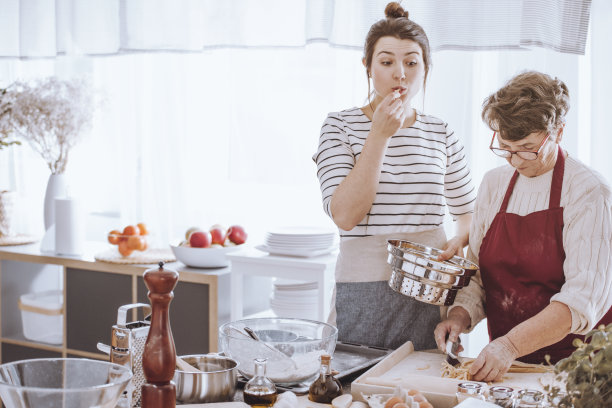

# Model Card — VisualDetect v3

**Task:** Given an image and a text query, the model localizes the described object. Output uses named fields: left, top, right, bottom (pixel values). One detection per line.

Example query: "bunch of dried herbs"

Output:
left=9, top=77, right=95, bottom=174
left=545, top=323, right=612, bottom=407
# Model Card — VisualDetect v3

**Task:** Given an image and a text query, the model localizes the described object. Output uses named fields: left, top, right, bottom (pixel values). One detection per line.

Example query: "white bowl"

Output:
left=170, top=243, right=241, bottom=268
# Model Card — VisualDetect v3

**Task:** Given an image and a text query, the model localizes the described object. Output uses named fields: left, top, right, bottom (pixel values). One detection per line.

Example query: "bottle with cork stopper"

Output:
left=308, top=354, right=342, bottom=403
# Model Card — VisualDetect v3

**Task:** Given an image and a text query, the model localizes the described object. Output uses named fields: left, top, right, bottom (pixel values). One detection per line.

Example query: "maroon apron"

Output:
left=479, top=146, right=611, bottom=364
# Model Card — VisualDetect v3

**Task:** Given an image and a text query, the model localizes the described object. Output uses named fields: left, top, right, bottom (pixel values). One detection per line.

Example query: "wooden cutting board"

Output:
left=179, top=396, right=330, bottom=407
left=179, top=403, right=249, bottom=407
left=352, top=341, right=555, bottom=408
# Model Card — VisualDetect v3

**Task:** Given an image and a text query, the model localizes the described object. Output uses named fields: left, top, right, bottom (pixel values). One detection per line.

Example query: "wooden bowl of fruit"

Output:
left=107, top=223, right=150, bottom=258
left=170, top=225, right=247, bottom=268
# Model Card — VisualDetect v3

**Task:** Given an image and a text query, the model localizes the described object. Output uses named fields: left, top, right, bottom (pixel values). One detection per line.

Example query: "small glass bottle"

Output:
left=456, top=382, right=485, bottom=403
left=308, top=354, right=343, bottom=403
left=243, top=358, right=277, bottom=407
left=486, top=386, right=514, bottom=407
left=514, top=389, right=545, bottom=407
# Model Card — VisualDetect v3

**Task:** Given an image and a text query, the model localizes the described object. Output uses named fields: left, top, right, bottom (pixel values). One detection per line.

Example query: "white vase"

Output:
left=43, top=174, right=67, bottom=230
left=0, top=190, right=17, bottom=236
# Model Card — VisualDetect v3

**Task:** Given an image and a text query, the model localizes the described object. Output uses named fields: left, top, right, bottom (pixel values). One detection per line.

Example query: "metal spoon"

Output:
left=243, top=326, right=298, bottom=369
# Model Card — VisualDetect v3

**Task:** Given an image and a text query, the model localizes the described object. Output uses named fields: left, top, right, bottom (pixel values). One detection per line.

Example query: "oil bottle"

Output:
left=243, top=358, right=277, bottom=407
left=308, top=354, right=342, bottom=403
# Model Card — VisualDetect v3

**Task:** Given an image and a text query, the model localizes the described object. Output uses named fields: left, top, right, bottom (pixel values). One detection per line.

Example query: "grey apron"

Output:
left=329, top=228, right=447, bottom=350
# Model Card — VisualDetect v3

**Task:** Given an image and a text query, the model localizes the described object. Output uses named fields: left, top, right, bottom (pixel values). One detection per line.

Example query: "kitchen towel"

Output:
left=54, top=197, right=84, bottom=255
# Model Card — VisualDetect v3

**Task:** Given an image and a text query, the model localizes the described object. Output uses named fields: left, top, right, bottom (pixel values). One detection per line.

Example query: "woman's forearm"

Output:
left=330, top=132, right=389, bottom=230
left=454, top=213, right=472, bottom=248
left=505, top=301, right=572, bottom=357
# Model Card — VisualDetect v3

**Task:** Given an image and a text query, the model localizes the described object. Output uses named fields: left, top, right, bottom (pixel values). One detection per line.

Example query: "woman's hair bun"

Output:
left=385, top=2, right=409, bottom=19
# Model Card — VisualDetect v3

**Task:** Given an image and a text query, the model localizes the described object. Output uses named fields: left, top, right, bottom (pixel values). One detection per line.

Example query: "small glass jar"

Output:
left=456, top=382, right=485, bottom=403
left=486, top=386, right=514, bottom=407
left=514, top=389, right=545, bottom=407
left=548, top=391, right=572, bottom=408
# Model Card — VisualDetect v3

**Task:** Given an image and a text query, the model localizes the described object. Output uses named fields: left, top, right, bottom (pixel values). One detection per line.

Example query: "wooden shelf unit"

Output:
left=0, top=242, right=232, bottom=364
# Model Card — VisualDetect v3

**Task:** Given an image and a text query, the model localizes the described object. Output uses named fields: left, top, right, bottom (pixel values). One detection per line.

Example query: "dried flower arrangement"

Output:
left=545, top=323, right=612, bottom=407
left=0, top=86, right=21, bottom=150
left=9, top=77, right=94, bottom=174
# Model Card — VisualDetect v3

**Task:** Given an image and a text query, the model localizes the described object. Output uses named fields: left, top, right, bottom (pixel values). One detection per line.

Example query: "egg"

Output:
left=412, top=393, right=427, bottom=402
left=384, top=396, right=403, bottom=408
left=392, top=403, right=409, bottom=408
left=419, top=403, right=434, bottom=408
left=331, top=394, right=353, bottom=408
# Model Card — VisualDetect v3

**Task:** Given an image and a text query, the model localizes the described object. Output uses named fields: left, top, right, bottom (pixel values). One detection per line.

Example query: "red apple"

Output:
left=227, top=225, right=247, bottom=245
left=209, top=227, right=227, bottom=246
left=189, top=231, right=212, bottom=248
left=185, top=226, right=202, bottom=240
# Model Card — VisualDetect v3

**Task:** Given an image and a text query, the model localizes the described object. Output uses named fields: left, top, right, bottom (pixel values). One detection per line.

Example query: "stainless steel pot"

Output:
left=174, top=354, right=238, bottom=404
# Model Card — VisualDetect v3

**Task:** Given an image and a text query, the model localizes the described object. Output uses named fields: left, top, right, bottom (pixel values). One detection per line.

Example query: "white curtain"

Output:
left=0, top=0, right=591, bottom=57
left=1, top=0, right=608, bottom=247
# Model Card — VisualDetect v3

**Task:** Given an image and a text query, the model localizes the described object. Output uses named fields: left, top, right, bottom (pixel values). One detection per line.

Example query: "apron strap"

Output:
left=499, top=171, right=519, bottom=213
left=549, top=145, right=565, bottom=209
left=500, top=144, right=566, bottom=212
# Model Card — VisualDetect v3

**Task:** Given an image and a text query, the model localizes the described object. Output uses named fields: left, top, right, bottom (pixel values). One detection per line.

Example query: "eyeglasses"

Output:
left=489, top=132, right=550, bottom=161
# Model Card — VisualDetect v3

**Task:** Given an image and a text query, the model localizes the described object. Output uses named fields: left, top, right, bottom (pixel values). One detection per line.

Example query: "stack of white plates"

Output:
left=256, top=226, right=337, bottom=257
left=270, top=279, right=318, bottom=320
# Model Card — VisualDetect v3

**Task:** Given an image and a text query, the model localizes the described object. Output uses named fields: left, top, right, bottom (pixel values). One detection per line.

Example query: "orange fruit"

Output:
left=108, top=230, right=121, bottom=245
left=123, top=225, right=140, bottom=236
left=127, top=235, right=142, bottom=250
left=118, top=240, right=133, bottom=257
left=137, top=222, right=149, bottom=236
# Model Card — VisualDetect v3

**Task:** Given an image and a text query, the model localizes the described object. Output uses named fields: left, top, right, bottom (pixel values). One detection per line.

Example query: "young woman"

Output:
left=314, top=2, right=476, bottom=349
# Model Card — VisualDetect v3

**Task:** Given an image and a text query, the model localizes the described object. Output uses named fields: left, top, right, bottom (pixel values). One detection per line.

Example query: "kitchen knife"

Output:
left=445, top=338, right=461, bottom=367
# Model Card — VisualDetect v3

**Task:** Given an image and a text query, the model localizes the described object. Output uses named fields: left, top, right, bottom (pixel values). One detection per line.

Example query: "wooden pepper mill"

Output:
left=141, top=261, right=179, bottom=408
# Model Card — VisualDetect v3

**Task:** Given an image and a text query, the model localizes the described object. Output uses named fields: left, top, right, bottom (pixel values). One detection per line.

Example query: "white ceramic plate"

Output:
left=170, top=243, right=241, bottom=268
left=266, top=226, right=336, bottom=236
left=256, top=244, right=336, bottom=258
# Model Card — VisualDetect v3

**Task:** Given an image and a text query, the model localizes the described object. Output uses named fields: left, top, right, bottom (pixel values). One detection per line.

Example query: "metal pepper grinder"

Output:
left=141, top=261, right=179, bottom=408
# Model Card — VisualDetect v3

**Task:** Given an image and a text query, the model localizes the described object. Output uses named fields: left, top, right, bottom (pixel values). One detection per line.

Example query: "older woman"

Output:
left=434, top=71, right=612, bottom=382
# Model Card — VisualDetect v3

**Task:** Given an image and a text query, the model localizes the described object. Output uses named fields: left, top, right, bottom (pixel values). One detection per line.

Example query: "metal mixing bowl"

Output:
left=174, top=354, right=238, bottom=404
left=389, top=267, right=459, bottom=306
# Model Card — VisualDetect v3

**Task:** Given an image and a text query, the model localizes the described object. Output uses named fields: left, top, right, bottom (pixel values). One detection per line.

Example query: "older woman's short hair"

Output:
left=482, top=71, right=570, bottom=141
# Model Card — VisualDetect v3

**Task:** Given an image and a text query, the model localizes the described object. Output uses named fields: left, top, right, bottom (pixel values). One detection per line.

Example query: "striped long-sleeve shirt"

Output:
left=314, top=108, right=476, bottom=239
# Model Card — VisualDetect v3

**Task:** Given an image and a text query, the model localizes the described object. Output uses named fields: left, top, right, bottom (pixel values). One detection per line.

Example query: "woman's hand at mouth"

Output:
left=371, top=91, right=409, bottom=139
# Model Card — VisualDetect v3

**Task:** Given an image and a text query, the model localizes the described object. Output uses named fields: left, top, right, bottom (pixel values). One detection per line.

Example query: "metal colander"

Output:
left=386, top=239, right=478, bottom=306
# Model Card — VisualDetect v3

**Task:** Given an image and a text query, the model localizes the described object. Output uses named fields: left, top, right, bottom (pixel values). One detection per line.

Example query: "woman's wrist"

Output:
left=448, top=306, right=471, bottom=330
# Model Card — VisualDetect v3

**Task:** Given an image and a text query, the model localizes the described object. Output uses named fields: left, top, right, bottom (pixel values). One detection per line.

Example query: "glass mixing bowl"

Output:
left=0, top=358, right=132, bottom=408
left=219, top=317, right=337, bottom=385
